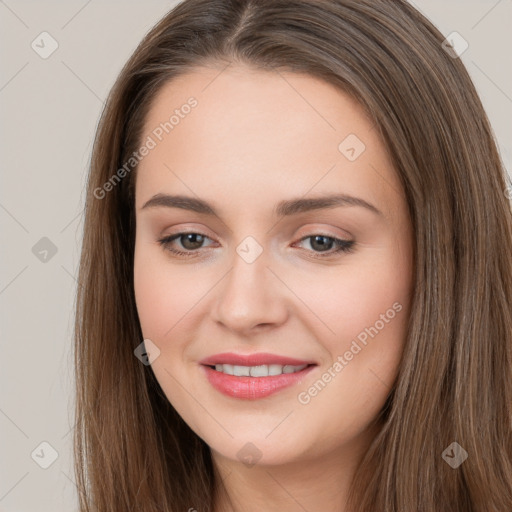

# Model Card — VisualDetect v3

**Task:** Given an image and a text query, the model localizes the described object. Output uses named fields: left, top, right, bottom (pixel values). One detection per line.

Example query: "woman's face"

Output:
left=133, top=64, right=414, bottom=467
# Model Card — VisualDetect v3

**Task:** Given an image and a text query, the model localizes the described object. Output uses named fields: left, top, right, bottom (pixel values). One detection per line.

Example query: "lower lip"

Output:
left=201, top=364, right=316, bottom=400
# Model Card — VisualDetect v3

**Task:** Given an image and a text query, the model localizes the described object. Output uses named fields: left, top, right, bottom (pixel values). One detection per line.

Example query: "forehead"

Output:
left=135, top=64, right=403, bottom=220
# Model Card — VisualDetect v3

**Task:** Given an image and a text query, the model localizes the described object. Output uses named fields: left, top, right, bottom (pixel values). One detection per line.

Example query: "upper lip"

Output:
left=200, top=352, right=317, bottom=367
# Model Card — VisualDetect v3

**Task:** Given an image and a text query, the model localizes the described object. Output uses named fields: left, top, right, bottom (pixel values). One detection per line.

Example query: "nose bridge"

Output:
left=212, top=234, right=287, bottom=332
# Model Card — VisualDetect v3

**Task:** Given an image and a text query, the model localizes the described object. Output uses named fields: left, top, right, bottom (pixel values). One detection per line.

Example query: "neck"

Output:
left=211, top=423, right=379, bottom=512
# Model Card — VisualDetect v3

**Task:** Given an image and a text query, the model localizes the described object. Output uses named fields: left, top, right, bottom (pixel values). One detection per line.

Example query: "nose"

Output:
left=211, top=244, right=289, bottom=335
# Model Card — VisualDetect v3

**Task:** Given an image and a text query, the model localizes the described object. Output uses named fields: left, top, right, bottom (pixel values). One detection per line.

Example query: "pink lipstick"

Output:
left=199, top=352, right=317, bottom=399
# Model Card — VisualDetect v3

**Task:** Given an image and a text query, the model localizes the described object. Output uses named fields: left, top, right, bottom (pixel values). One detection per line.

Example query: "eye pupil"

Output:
left=310, top=235, right=333, bottom=252
left=182, top=233, right=204, bottom=250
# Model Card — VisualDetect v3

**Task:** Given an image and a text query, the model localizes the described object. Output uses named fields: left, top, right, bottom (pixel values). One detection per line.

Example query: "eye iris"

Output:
left=310, top=235, right=333, bottom=252
left=181, top=233, right=205, bottom=250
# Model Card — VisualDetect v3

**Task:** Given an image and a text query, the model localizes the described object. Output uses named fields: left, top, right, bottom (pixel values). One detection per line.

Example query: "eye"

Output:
left=157, top=232, right=355, bottom=259
left=293, top=234, right=355, bottom=258
left=157, top=232, right=215, bottom=257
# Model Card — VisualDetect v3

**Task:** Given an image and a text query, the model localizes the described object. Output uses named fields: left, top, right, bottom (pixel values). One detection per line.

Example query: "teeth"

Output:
left=233, top=365, right=250, bottom=377
left=268, top=364, right=283, bottom=376
left=249, top=365, right=268, bottom=377
left=213, top=363, right=308, bottom=376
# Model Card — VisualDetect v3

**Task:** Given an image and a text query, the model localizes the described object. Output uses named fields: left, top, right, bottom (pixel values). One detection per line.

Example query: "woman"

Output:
left=74, top=0, right=512, bottom=510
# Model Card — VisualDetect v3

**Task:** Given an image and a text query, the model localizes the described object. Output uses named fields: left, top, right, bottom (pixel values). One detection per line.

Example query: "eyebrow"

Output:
left=140, top=193, right=383, bottom=218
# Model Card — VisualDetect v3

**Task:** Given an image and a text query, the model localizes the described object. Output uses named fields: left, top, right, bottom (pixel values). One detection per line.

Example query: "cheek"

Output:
left=291, top=249, right=410, bottom=407
left=292, top=292, right=408, bottom=453
left=133, top=246, right=189, bottom=342
left=133, top=255, right=203, bottom=409
left=134, top=254, right=163, bottom=339
left=291, top=253, right=410, bottom=353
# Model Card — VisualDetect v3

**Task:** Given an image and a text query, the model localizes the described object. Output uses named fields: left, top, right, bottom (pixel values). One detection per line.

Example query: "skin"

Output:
left=133, top=63, right=414, bottom=512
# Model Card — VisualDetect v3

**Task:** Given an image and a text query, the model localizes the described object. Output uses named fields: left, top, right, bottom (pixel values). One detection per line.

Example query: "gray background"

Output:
left=1, top=1, right=511, bottom=510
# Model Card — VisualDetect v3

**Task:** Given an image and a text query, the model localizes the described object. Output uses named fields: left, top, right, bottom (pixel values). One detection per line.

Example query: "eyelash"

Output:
left=157, top=232, right=355, bottom=259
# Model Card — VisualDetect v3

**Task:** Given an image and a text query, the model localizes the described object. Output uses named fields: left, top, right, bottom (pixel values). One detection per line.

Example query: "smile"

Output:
left=211, top=363, right=308, bottom=377
left=199, top=353, right=317, bottom=399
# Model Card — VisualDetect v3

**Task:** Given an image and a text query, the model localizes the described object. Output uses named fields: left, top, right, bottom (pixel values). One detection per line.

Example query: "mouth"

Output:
left=199, top=353, right=318, bottom=399
left=205, top=363, right=311, bottom=377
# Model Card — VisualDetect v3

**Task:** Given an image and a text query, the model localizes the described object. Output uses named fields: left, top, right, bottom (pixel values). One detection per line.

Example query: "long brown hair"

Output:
left=74, top=1, right=512, bottom=510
